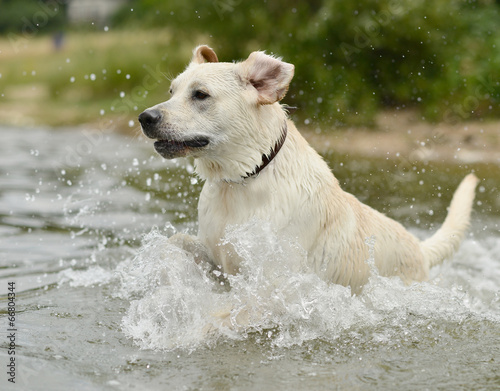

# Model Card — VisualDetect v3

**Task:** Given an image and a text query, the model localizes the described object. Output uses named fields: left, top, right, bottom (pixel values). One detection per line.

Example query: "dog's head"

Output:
left=139, top=45, right=294, bottom=181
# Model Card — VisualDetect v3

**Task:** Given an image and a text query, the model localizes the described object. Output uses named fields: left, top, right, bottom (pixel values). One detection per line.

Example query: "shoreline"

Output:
left=1, top=109, right=499, bottom=165
left=302, top=110, right=500, bottom=165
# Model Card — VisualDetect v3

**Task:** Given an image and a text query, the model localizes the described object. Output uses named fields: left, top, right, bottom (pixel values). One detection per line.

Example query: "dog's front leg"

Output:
left=168, top=232, right=214, bottom=266
left=168, top=235, right=255, bottom=334
left=168, top=232, right=230, bottom=289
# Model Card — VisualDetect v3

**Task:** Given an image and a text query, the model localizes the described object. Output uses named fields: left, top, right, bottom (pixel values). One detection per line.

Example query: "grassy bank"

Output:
left=0, top=29, right=201, bottom=129
left=2, top=1, right=500, bottom=130
left=0, top=26, right=499, bottom=166
left=1, top=27, right=499, bottom=174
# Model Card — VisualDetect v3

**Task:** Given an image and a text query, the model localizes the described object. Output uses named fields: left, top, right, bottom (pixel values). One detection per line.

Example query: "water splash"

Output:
left=111, top=222, right=369, bottom=350
left=59, top=222, right=500, bottom=352
left=59, top=266, right=114, bottom=287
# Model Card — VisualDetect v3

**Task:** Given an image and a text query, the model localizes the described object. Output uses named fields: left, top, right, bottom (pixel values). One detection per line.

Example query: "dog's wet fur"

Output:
left=139, top=45, right=478, bottom=295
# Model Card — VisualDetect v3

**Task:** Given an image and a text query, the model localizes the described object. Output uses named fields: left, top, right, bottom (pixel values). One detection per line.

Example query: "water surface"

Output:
left=0, top=125, right=499, bottom=390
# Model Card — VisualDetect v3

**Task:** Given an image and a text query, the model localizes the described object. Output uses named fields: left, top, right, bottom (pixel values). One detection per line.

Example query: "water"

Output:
left=0, top=124, right=499, bottom=390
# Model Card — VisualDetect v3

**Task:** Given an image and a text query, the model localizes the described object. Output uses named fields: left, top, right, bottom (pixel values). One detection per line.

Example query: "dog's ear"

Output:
left=191, top=45, right=219, bottom=64
left=240, top=51, right=295, bottom=105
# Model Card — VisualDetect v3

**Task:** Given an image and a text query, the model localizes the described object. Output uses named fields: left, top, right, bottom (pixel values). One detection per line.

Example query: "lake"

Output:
left=0, top=124, right=499, bottom=390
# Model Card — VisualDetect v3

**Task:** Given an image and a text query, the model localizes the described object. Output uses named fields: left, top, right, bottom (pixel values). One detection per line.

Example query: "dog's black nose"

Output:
left=138, top=109, right=162, bottom=138
left=139, top=109, right=162, bottom=127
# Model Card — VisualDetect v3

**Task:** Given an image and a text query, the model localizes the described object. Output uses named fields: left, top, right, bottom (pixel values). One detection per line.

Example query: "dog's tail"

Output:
left=421, top=173, right=479, bottom=268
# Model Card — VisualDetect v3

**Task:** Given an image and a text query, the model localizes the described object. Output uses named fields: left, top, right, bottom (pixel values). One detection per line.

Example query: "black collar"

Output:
left=243, top=120, right=288, bottom=179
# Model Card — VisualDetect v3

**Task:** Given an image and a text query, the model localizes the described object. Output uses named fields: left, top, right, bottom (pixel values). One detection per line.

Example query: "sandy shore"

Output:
left=1, top=105, right=498, bottom=165
left=302, top=110, right=500, bottom=165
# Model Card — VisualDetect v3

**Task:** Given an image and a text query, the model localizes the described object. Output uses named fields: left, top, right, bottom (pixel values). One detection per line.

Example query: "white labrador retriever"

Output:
left=139, top=45, right=478, bottom=294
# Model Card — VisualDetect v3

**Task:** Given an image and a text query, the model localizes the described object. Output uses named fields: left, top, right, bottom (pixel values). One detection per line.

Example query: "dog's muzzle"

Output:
left=138, top=109, right=210, bottom=159
left=138, top=109, right=163, bottom=139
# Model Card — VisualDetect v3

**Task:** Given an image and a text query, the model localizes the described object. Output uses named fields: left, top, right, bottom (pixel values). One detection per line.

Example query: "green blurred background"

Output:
left=0, top=0, right=499, bottom=129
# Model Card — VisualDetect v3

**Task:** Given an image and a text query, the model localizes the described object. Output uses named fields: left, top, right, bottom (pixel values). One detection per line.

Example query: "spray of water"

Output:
left=59, top=220, right=500, bottom=352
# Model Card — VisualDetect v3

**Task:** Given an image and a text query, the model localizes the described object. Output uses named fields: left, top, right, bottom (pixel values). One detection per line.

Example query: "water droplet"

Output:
left=70, top=76, right=75, bottom=83
left=128, top=120, right=134, bottom=127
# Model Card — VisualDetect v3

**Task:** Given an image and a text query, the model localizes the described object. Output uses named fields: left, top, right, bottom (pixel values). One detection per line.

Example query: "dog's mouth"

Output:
left=153, top=137, right=210, bottom=159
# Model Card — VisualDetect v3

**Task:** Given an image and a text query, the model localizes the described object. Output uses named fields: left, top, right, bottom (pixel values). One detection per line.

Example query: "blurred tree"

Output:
left=0, top=0, right=67, bottom=34
left=115, top=0, right=500, bottom=126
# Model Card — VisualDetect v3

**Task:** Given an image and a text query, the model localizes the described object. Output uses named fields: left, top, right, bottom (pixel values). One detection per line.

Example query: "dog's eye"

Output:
left=193, top=90, right=209, bottom=100
left=169, top=88, right=173, bottom=95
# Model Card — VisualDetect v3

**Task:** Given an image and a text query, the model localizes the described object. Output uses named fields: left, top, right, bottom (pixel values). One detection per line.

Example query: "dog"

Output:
left=138, top=45, right=478, bottom=294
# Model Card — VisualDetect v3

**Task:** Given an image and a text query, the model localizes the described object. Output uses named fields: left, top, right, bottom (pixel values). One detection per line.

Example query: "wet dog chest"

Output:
left=199, top=182, right=269, bottom=225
